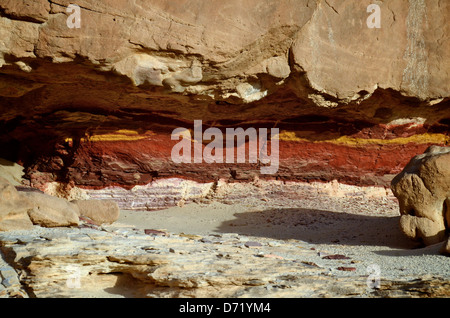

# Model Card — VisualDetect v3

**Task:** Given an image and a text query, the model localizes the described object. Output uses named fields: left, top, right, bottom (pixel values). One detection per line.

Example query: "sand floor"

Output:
left=116, top=182, right=450, bottom=282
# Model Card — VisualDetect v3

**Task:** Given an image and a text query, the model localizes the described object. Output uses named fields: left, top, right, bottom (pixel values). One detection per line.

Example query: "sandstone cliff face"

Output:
left=0, top=0, right=448, bottom=198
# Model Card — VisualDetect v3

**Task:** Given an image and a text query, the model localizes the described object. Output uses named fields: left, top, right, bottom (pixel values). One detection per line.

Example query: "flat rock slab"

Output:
left=0, top=223, right=449, bottom=298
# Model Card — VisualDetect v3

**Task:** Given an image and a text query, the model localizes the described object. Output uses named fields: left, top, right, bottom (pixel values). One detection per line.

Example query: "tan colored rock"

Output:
left=0, top=177, right=33, bottom=231
left=1, top=173, right=120, bottom=230
left=292, top=0, right=449, bottom=101
left=24, top=192, right=79, bottom=228
left=0, top=15, right=40, bottom=68
left=0, top=0, right=50, bottom=23
left=391, top=146, right=450, bottom=245
left=0, top=0, right=446, bottom=103
left=0, top=158, right=25, bottom=186
left=72, top=199, right=119, bottom=225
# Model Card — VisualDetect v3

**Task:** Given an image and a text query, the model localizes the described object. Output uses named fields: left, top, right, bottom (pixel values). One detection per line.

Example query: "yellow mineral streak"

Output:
left=278, top=131, right=449, bottom=145
left=61, top=130, right=151, bottom=142
left=84, top=130, right=148, bottom=142
left=66, top=130, right=448, bottom=145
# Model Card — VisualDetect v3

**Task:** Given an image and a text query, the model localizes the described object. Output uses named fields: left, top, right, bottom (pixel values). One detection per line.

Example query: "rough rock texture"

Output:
left=0, top=0, right=448, bottom=194
left=24, top=191, right=79, bottom=227
left=391, top=146, right=450, bottom=246
left=0, top=219, right=448, bottom=298
left=1, top=1, right=448, bottom=298
left=72, top=199, right=120, bottom=225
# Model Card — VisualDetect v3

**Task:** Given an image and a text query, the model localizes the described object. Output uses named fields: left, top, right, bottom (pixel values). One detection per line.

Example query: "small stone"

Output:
left=79, top=215, right=98, bottom=225
left=169, top=248, right=175, bottom=253
left=322, top=254, right=350, bottom=260
left=244, top=241, right=262, bottom=248
left=142, top=246, right=158, bottom=252
left=144, top=229, right=167, bottom=236
left=337, top=267, right=356, bottom=272
left=301, top=261, right=320, bottom=267
left=79, top=223, right=101, bottom=230
left=245, top=279, right=266, bottom=286
left=179, top=233, right=202, bottom=240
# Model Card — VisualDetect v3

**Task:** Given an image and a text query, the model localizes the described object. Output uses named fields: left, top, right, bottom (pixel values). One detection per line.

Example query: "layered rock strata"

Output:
left=0, top=0, right=448, bottom=196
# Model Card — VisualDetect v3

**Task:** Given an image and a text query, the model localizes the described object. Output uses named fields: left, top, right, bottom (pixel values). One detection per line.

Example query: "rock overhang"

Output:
left=0, top=0, right=448, bottom=192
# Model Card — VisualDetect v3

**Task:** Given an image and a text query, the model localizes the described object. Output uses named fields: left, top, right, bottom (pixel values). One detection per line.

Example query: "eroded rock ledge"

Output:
left=0, top=0, right=448, bottom=193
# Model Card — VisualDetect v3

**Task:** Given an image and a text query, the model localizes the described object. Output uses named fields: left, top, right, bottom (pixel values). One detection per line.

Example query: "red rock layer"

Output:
left=25, top=126, right=448, bottom=191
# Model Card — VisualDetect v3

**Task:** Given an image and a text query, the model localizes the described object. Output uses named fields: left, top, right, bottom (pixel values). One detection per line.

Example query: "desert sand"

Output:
left=116, top=180, right=450, bottom=284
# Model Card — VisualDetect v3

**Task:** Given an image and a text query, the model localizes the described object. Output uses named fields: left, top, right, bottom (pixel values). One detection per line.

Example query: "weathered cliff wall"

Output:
left=0, top=0, right=448, bottom=204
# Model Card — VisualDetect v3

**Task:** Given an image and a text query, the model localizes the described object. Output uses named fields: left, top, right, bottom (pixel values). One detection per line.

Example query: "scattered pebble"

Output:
left=144, top=229, right=168, bottom=236
left=179, top=233, right=202, bottom=240
left=322, top=254, right=351, bottom=260
left=301, top=261, right=320, bottom=267
left=337, top=267, right=356, bottom=272
left=79, top=223, right=101, bottom=230
left=244, top=241, right=262, bottom=248
left=79, top=216, right=99, bottom=226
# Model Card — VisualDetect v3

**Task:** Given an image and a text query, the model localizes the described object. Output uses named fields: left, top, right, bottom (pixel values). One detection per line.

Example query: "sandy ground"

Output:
left=116, top=184, right=450, bottom=282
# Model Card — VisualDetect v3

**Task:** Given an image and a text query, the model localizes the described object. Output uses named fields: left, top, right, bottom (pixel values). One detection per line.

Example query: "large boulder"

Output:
left=0, top=175, right=80, bottom=230
left=391, top=146, right=450, bottom=246
left=72, top=199, right=120, bottom=225
left=0, top=169, right=123, bottom=230
left=0, top=177, right=34, bottom=231
left=24, top=191, right=80, bottom=228
left=0, top=161, right=80, bottom=229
